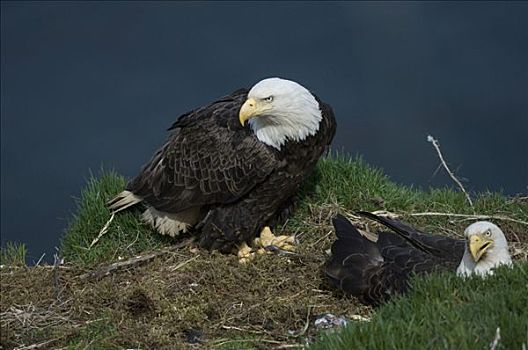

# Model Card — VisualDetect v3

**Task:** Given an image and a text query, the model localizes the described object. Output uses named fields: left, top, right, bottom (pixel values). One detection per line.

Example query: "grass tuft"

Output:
left=60, top=170, right=171, bottom=267
left=310, top=263, right=528, bottom=350
left=0, top=242, right=28, bottom=266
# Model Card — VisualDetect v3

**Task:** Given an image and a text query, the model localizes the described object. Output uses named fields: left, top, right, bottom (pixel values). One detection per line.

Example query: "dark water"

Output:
left=1, top=2, right=527, bottom=263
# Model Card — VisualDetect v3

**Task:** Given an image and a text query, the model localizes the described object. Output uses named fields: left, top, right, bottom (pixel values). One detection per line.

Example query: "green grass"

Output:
left=0, top=242, right=28, bottom=266
left=63, top=316, right=117, bottom=350
left=311, top=263, right=528, bottom=350
left=287, top=155, right=525, bottom=243
left=300, top=154, right=519, bottom=215
left=61, top=155, right=525, bottom=267
left=60, top=170, right=172, bottom=266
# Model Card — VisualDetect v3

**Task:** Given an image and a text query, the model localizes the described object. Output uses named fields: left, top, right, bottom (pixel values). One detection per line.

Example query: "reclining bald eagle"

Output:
left=325, top=212, right=512, bottom=306
left=108, top=77, right=336, bottom=254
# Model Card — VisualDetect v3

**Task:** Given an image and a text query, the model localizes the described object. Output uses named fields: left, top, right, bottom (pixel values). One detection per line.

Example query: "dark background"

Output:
left=1, top=2, right=527, bottom=263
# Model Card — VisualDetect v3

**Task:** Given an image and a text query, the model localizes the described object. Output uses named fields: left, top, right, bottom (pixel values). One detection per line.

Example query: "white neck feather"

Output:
left=246, top=77, right=323, bottom=150
left=456, top=246, right=512, bottom=277
left=249, top=107, right=322, bottom=150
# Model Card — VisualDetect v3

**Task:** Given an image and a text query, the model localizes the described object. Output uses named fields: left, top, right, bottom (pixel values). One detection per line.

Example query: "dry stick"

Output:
left=490, top=327, right=501, bottom=350
left=371, top=210, right=528, bottom=227
left=214, top=339, right=288, bottom=347
left=90, top=213, right=115, bottom=248
left=427, top=135, right=474, bottom=207
left=276, top=345, right=305, bottom=350
left=220, top=325, right=267, bottom=335
left=291, top=306, right=312, bottom=338
left=52, top=253, right=62, bottom=301
left=409, top=212, right=528, bottom=226
left=34, top=253, right=46, bottom=267
left=168, top=255, right=201, bottom=271
left=79, top=238, right=195, bottom=280
left=14, top=339, right=58, bottom=350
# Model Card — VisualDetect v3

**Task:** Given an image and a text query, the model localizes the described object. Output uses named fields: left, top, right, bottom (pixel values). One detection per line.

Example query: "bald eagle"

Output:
left=108, top=78, right=336, bottom=254
left=325, top=212, right=512, bottom=306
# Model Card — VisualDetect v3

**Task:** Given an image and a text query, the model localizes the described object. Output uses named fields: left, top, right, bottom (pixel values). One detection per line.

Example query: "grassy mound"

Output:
left=1, top=156, right=527, bottom=349
left=311, top=263, right=528, bottom=349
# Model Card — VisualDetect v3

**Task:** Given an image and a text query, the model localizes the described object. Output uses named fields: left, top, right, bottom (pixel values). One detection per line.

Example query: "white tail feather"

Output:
left=107, top=190, right=143, bottom=213
left=142, top=206, right=200, bottom=237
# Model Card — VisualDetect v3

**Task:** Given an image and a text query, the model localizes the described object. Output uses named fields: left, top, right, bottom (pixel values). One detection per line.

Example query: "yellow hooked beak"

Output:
left=239, top=98, right=259, bottom=126
left=469, top=234, right=493, bottom=262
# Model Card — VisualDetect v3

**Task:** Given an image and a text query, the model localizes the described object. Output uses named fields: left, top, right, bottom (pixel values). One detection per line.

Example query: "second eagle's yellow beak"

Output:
left=469, top=234, right=493, bottom=262
left=239, top=98, right=258, bottom=126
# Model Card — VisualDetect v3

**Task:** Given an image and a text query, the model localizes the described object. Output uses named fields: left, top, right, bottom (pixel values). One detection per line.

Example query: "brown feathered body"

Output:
left=325, top=213, right=465, bottom=306
left=109, top=88, right=336, bottom=252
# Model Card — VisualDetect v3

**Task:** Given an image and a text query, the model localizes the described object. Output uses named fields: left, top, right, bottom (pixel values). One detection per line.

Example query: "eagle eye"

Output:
left=263, top=96, right=273, bottom=102
left=485, top=229, right=492, bottom=237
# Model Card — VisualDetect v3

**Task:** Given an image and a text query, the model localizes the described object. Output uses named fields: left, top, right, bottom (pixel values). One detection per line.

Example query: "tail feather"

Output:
left=107, top=190, right=143, bottom=213
left=357, top=211, right=443, bottom=256
left=325, top=215, right=382, bottom=294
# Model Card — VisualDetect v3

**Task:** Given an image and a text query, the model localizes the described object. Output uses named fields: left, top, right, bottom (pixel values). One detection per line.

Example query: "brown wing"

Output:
left=325, top=214, right=465, bottom=306
left=127, top=89, right=280, bottom=213
left=357, top=211, right=465, bottom=261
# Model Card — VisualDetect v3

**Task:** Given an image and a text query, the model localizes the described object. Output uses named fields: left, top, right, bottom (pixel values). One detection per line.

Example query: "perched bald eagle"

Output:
left=108, top=78, right=336, bottom=254
left=325, top=212, right=512, bottom=306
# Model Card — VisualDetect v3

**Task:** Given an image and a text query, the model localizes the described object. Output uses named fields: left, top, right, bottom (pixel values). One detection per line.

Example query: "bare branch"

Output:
left=52, top=252, right=63, bottom=301
left=409, top=212, right=528, bottom=226
left=90, top=213, right=115, bottom=248
left=371, top=210, right=528, bottom=226
left=427, top=135, right=474, bottom=207
left=79, top=238, right=194, bottom=280
left=14, top=338, right=57, bottom=350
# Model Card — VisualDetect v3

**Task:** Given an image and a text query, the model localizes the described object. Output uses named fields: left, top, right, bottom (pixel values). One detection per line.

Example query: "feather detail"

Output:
left=107, top=190, right=143, bottom=213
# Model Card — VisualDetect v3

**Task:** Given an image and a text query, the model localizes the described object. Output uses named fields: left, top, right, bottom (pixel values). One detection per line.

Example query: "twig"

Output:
left=427, top=135, right=473, bottom=207
left=79, top=238, right=194, bottom=279
left=90, top=213, right=115, bottom=248
left=53, top=252, right=62, bottom=301
left=371, top=210, right=528, bottom=227
left=14, top=338, right=58, bottom=350
left=214, top=338, right=287, bottom=347
left=290, top=306, right=312, bottom=338
left=34, top=253, right=46, bottom=266
left=409, top=212, right=528, bottom=226
left=490, top=327, right=501, bottom=350
left=220, top=325, right=267, bottom=335
left=168, top=255, right=200, bottom=271
left=124, top=230, right=141, bottom=251
left=221, top=325, right=247, bottom=331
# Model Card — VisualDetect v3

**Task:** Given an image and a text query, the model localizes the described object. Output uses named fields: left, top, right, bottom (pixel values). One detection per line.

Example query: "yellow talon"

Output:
left=257, top=227, right=296, bottom=252
left=238, top=227, right=297, bottom=263
left=237, top=242, right=255, bottom=264
left=259, top=226, right=275, bottom=247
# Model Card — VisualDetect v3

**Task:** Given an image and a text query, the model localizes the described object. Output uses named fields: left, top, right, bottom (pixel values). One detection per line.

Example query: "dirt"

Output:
left=0, top=212, right=371, bottom=349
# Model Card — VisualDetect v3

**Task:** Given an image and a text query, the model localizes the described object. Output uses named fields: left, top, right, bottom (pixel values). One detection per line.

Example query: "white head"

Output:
left=239, top=77, right=322, bottom=150
left=456, top=221, right=512, bottom=277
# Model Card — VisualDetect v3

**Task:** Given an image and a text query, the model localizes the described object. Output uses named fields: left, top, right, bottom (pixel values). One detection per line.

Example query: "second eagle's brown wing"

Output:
left=326, top=214, right=464, bottom=306
left=357, top=211, right=465, bottom=262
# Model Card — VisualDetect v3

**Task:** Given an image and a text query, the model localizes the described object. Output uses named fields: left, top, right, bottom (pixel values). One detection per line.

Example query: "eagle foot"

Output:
left=237, top=227, right=296, bottom=264
left=254, top=226, right=296, bottom=255
left=237, top=242, right=255, bottom=264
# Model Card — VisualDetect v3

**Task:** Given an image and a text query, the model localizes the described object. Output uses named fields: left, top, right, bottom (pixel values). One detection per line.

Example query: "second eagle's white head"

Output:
left=456, top=221, right=512, bottom=277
